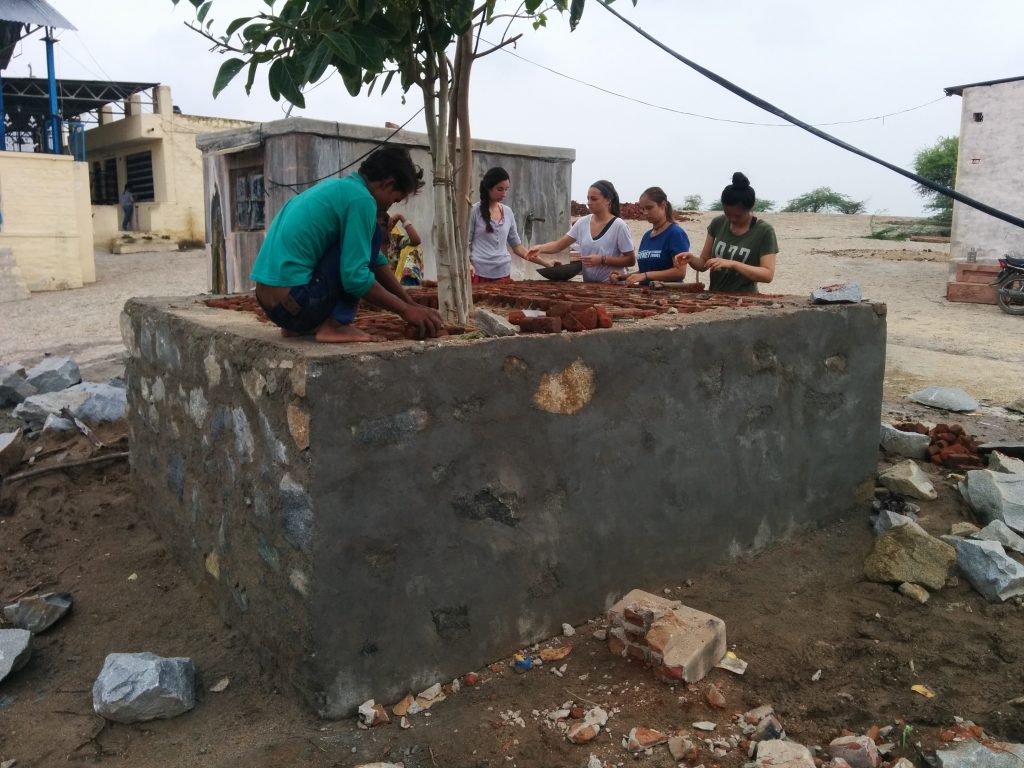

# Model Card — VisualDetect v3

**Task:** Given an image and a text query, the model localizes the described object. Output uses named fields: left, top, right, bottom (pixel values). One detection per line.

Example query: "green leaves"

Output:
left=268, top=59, right=306, bottom=107
left=212, top=58, right=245, bottom=97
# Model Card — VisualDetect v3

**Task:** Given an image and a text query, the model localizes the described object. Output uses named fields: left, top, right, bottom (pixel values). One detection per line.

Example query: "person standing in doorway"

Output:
left=120, top=184, right=134, bottom=231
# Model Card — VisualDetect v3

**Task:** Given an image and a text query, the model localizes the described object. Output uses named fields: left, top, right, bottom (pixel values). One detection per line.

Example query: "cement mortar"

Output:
left=122, top=294, right=885, bottom=717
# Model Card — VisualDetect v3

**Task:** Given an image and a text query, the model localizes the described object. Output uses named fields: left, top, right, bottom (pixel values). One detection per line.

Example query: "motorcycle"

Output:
left=993, top=255, right=1024, bottom=315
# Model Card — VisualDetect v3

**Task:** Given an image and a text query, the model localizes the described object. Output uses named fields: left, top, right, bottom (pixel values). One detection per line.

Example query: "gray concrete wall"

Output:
left=197, top=118, right=575, bottom=292
left=950, top=80, right=1024, bottom=263
left=123, top=298, right=885, bottom=718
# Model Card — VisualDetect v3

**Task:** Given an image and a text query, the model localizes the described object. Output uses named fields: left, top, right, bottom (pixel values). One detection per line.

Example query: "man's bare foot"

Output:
left=314, top=319, right=382, bottom=343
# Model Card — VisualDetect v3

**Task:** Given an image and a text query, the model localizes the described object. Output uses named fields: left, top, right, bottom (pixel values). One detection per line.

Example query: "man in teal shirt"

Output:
left=252, top=145, right=443, bottom=342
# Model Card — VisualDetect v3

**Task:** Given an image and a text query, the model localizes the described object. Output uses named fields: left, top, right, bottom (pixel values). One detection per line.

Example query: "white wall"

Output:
left=950, top=80, right=1024, bottom=263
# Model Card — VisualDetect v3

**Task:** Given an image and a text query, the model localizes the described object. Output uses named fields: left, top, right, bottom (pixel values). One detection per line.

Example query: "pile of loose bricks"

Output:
left=606, top=589, right=727, bottom=685
left=894, top=421, right=984, bottom=469
left=206, top=281, right=783, bottom=339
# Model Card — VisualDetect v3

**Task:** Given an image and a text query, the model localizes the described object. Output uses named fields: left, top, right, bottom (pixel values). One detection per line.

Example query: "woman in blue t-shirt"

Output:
left=613, top=186, right=689, bottom=285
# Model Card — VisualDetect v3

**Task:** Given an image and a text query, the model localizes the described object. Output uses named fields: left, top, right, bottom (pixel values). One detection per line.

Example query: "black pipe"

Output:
left=599, top=1, right=1024, bottom=231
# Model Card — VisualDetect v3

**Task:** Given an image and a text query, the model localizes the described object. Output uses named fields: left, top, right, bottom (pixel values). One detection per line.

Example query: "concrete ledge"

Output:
left=123, top=294, right=885, bottom=717
left=112, top=238, right=179, bottom=255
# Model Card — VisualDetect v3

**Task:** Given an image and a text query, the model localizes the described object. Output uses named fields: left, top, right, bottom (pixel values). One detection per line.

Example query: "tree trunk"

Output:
left=425, top=50, right=472, bottom=325
left=451, top=29, right=474, bottom=257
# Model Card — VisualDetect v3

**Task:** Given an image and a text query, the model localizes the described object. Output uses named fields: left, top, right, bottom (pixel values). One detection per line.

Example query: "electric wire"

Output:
left=265, top=105, right=426, bottom=190
left=598, top=0, right=1024, bottom=230
left=490, top=38, right=948, bottom=128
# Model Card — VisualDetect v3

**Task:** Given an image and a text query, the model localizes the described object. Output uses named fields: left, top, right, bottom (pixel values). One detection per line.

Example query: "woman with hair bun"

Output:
left=674, top=172, right=778, bottom=293
left=526, top=179, right=635, bottom=283
left=468, top=167, right=530, bottom=283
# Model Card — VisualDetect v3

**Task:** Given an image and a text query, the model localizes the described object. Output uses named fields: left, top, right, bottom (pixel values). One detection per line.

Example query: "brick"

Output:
left=607, top=628, right=627, bottom=657
left=545, top=301, right=573, bottom=318
left=561, top=313, right=583, bottom=333
left=623, top=621, right=647, bottom=640
left=608, top=589, right=726, bottom=684
left=626, top=643, right=649, bottom=662
left=511, top=316, right=561, bottom=334
left=572, top=306, right=599, bottom=331
left=595, top=306, right=614, bottom=329
left=507, top=310, right=526, bottom=323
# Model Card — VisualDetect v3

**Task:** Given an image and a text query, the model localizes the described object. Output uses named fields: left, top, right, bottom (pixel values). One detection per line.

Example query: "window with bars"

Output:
left=90, top=158, right=119, bottom=204
left=231, top=168, right=265, bottom=231
left=125, top=151, right=155, bottom=202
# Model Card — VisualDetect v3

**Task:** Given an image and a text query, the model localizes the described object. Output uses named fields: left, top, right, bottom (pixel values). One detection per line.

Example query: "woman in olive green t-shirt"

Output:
left=674, top=172, right=778, bottom=293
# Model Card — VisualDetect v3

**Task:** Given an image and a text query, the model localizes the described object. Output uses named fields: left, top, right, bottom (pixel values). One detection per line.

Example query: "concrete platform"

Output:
left=121, top=287, right=886, bottom=717
left=112, top=234, right=180, bottom=254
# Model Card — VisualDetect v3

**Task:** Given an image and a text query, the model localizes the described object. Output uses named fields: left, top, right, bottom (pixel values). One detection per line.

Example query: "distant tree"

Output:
left=681, top=193, right=703, bottom=210
left=709, top=198, right=774, bottom=212
left=913, top=136, right=958, bottom=228
left=782, top=187, right=865, bottom=214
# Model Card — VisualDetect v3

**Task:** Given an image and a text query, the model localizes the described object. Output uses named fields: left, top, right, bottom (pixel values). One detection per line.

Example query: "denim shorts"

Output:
left=257, top=245, right=360, bottom=333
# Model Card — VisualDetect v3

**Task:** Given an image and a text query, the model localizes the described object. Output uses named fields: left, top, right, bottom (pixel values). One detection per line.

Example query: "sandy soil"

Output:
left=1, top=215, right=1023, bottom=767
left=2, top=213, right=1020, bottom=405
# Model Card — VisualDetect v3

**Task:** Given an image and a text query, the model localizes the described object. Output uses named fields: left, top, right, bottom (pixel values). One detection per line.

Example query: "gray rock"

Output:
left=25, top=357, right=81, bottom=394
left=472, top=308, right=518, bottom=338
left=42, top=413, right=75, bottom=434
left=0, top=629, right=32, bottom=683
left=92, top=652, right=196, bottom=723
left=972, top=520, right=1024, bottom=554
left=879, top=460, right=937, bottom=501
left=990, top=452, right=1024, bottom=475
left=955, top=539, right=1024, bottom=602
left=829, top=735, right=881, bottom=768
left=3, top=592, right=73, bottom=634
left=880, top=423, right=930, bottom=459
left=872, top=509, right=919, bottom=536
left=811, top=283, right=862, bottom=304
left=961, top=470, right=1024, bottom=532
left=0, top=364, right=36, bottom=406
left=76, top=383, right=128, bottom=425
left=12, top=382, right=108, bottom=430
left=909, top=386, right=978, bottom=413
left=936, top=737, right=1024, bottom=768
left=755, top=739, right=815, bottom=768
left=1008, top=398, right=1024, bottom=414
left=0, top=429, right=26, bottom=477
left=864, top=522, right=957, bottom=590
left=752, top=715, right=785, bottom=742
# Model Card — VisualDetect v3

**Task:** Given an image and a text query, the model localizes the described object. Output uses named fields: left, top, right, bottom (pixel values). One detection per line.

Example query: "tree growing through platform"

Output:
left=172, top=0, right=637, bottom=324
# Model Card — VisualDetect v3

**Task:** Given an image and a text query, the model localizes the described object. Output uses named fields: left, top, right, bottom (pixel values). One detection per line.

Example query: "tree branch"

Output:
left=473, top=33, right=522, bottom=59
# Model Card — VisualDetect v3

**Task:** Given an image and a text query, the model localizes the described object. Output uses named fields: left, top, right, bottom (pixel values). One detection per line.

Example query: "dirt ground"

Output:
left=1, top=214, right=1023, bottom=767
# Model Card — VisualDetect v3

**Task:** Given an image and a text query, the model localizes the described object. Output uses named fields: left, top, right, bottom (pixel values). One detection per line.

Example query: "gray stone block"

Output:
left=0, top=364, right=36, bottom=406
left=961, top=470, right=1024, bottom=532
left=3, top=592, right=73, bottom=633
left=990, top=452, right=1024, bottom=475
left=937, top=737, right=1024, bottom=768
left=955, top=538, right=1024, bottom=602
left=879, top=423, right=930, bottom=459
left=829, top=735, right=881, bottom=768
left=0, top=429, right=26, bottom=477
left=92, top=652, right=196, bottom=723
left=909, top=386, right=978, bottom=413
left=811, top=283, right=863, bottom=304
left=879, top=460, right=937, bottom=500
left=12, top=382, right=109, bottom=430
left=756, top=740, right=815, bottom=768
left=25, top=357, right=81, bottom=394
left=972, top=520, right=1024, bottom=554
left=872, top=509, right=920, bottom=536
left=472, top=308, right=518, bottom=337
left=76, top=383, right=128, bottom=425
left=0, top=629, right=32, bottom=683
left=864, top=523, right=956, bottom=589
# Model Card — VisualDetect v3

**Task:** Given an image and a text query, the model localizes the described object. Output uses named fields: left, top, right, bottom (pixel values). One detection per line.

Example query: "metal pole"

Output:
left=0, top=70, right=6, bottom=151
left=44, top=27, right=60, bottom=154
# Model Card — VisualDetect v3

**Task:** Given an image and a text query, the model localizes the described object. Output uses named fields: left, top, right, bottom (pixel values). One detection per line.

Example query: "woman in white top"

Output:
left=469, top=167, right=530, bottom=283
left=525, top=179, right=635, bottom=283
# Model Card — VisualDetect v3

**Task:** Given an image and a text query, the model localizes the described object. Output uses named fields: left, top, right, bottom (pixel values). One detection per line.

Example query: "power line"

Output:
left=487, top=37, right=948, bottom=128
left=266, top=105, right=426, bottom=191
left=598, top=1, right=1024, bottom=231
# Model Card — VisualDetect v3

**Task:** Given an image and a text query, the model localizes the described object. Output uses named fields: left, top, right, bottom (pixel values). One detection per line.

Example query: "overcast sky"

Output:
left=10, top=0, right=1024, bottom=214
